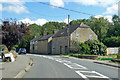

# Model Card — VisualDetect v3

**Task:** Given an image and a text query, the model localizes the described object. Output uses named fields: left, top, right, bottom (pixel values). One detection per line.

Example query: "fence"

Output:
left=107, top=47, right=120, bottom=55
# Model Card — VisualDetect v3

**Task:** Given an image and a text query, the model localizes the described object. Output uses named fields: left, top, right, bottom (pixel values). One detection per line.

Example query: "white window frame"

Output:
left=89, top=34, right=93, bottom=39
left=36, top=41, right=38, bottom=44
left=76, top=34, right=79, bottom=38
left=35, top=46, right=38, bottom=50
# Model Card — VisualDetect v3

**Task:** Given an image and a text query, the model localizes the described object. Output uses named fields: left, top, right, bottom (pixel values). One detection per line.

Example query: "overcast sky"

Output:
left=0, top=0, right=119, bottom=25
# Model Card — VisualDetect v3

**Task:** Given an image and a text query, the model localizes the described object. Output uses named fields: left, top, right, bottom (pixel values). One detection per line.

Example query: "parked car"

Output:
left=18, top=48, right=26, bottom=54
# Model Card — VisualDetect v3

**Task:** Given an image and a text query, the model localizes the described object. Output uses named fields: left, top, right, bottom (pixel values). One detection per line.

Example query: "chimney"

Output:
left=43, top=32, right=47, bottom=36
left=53, top=29, right=58, bottom=34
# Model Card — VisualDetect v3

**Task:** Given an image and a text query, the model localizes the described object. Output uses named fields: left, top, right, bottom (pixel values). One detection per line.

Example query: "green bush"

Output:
left=78, top=42, right=90, bottom=54
left=103, top=37, right=120, bottom=47
left=85, top=39, right=107, bottom=55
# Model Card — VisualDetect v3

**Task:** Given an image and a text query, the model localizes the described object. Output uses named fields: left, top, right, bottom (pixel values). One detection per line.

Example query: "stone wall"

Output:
left=52, top=36, right=68, bottom=54
left=70, top=27, right=97, bottom=51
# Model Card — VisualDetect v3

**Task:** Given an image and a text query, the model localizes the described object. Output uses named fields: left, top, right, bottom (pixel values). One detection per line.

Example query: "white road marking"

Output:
left=64, top=63, right=87, bottom=69
left=75, top=70, right=110, bottom=79
left=64, top=63, right=73, bottom=68
left=27, top=54, right=111, bottom=80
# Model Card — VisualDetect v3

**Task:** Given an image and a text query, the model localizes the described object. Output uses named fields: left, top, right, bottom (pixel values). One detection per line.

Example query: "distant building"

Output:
left=30, top=23, right=97, bottom=54
left=30, top=34, right=54, bottom=54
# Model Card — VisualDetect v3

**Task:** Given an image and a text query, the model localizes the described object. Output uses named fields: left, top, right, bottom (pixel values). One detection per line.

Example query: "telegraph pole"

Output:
left=68, top=15, right=70, bottom=54
left=118, top=1, right=120, bottom=22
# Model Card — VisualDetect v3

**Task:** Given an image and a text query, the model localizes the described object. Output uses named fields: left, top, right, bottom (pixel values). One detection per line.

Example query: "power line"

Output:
left=38, top=2, right=95, bottom=16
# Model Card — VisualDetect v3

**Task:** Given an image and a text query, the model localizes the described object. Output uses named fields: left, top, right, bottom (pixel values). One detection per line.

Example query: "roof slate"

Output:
left=31, top=23, right=89, bottom=41
left=53, top=23, right=89, bottom=37
left=31, top=34, right=54, bottom=41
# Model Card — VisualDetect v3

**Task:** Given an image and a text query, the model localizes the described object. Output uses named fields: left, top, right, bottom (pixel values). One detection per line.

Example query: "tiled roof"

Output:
left=31, top=34, right=54, bottom=41
left=30, top=23, right=89, bottom=41
left=53, top=23, right=89, bottom=37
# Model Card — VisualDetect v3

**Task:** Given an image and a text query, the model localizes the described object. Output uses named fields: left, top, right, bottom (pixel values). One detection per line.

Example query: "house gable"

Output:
left=53, top=23, right=89, bottom=38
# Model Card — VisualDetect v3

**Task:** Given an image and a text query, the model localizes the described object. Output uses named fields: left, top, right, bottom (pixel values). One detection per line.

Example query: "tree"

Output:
left=2, top=19, right=29, bottom=51
left=42, top=21, right=66, bottom=35
left=88, top=16, right=110, bottom=41
left=103, top=37, right=120, bottom=47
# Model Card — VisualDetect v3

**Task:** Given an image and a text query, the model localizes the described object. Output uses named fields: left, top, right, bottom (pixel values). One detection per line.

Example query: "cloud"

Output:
left=104, top=16, right=112, bottom=22
left=72, top=0, right=117, bottom=7
left=0, top=0, right=29, bottom=14
left=50, top=0, right=64, bottom=7
left=0, top=4, right=2, bottom=11
left=103, top=4, right=118, bottom=15
left=94, top=15, right=113, bottom=22
left=94, top=15, right=103, bottom=18
left=64, top=18, right=71, bottom=24
left=19, top=18, right=48, bottom=26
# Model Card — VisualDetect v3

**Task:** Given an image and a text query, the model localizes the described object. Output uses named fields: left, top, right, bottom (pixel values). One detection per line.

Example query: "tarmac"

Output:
left=1, top=55, right=33, bottom=79
left=0, top=54, right=119, bottom=79
left=65, top=56, right=120, bottom=68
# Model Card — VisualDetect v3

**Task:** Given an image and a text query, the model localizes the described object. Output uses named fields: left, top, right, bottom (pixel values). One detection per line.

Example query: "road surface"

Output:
left=23, top=54, right=119, bottom=80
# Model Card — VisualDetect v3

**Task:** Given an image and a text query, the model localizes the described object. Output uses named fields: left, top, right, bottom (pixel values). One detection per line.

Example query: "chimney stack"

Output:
left=43, top=32, right=47, bottom=36
left=53, top=29, right=58, bottom=35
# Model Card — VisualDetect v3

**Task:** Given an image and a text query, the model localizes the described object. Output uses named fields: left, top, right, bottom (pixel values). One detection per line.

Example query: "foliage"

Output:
left=42, top=21, right=66, bottom=35
left=29, top=24, right=42, bottom=37
left=0, top=45, right=9, bottom=53
left=103, top=37, right=120, bottom=47
left=85, top=39, right=107, bottom=55
left=2, top=19, right=29, bottom=51
left=78, top=42, right=90, bottom=54
left=88, top=16, right=110, bottom=41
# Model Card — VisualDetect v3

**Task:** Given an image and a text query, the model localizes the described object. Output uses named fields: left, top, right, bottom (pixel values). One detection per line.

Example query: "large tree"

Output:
left=88, top=16, right=110, bottom=41
left=2, top=19, right=29, bottom=51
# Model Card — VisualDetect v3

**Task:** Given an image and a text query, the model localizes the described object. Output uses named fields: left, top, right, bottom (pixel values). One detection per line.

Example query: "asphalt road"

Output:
left=23, top=54, right=119, bottom=80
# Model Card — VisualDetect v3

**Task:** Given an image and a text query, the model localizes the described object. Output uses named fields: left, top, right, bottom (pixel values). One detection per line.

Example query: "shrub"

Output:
left=85, top=39, right=107, bottom=55
left=78, top=42, right=90, bottom=55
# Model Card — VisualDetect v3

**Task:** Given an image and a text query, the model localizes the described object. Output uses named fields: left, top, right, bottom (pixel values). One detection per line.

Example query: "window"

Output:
left=76, top=34, right=79, bottom=38
left=33, top=41, right=34, bottom=44
left=36, top=41, right=38, bottom=44
left=89, top=34, right=92, bottom=39
left=35, top=46, right=38, bottom=50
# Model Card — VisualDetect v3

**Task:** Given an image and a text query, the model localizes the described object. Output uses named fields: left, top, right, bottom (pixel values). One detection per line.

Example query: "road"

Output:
left=23, top=54, right=119, bottom=80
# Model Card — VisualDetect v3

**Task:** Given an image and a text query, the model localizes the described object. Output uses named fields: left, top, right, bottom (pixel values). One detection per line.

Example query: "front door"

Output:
left=60, top=46, right=62, bottom=54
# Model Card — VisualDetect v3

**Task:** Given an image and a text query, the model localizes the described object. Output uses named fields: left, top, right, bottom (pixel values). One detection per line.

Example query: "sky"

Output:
left=0, top=0, right=119, bottom=25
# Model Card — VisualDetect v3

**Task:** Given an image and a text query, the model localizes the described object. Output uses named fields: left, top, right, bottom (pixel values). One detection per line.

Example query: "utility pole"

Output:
left=118, top=1, right=120, bottom=22
left=67, top=15, right=70, bottom=54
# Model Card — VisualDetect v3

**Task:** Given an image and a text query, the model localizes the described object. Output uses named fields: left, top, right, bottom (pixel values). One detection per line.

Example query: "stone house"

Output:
left=52, top=23, right=97, bottom=54
left=30, top=34, right=54, bottom=54
left=30, top=23, right=97, bottom=54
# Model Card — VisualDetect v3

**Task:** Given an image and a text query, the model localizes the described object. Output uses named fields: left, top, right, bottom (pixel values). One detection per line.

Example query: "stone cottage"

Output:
left=52, top=23, right=97, bottom=54
left=30, top=23, right=97, bottom=54
left=30, top=34, right=54, bottom=54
